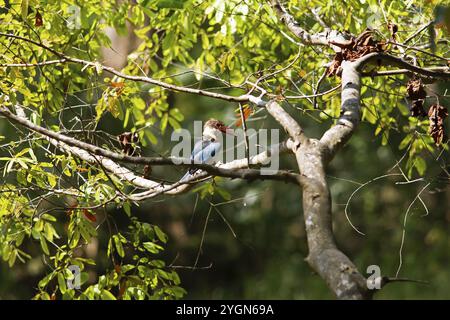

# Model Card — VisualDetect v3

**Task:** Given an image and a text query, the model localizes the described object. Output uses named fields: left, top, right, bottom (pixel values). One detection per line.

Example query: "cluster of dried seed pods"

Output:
left=406, top=77, right=448, bottom=145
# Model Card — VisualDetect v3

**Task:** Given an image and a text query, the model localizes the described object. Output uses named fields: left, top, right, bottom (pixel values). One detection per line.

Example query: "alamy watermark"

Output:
left=67, top=265, right=81, bottom=290
left=67, top=5, right=81, bottom=30
left=366, top=265, right=382, bottom=290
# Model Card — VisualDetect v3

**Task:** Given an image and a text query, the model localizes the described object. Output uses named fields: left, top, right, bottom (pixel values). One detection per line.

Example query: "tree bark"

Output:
left=295, top=139, right=369, bottom=299
left=266, top=83, right=370, bottom=298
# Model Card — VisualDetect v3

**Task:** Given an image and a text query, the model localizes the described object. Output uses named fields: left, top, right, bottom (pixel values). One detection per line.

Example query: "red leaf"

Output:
left=66, top=202, right=78, bottom=216
left=118, top=279, right=127, bottom=300
left=110, top=82, right=125, bottom=88
left=83, top=209, right=97, bottom=222
left=35, top=10, right=43, bottom=27
left=235, top=105, right=252, bottom=127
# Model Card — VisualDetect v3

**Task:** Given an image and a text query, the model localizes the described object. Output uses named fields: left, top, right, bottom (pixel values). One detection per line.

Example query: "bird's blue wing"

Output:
left=180, top=139, right=221, bottom=182
left=192, top=140, right=221, bottom=164
left=191, top=139, right=209, bottom=160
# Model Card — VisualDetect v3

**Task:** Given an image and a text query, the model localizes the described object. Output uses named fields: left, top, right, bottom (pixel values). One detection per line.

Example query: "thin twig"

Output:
left=396, top=183, right=431, bottom=277
left=345, top=174, right=402, bottom=235
left=239, top=103, right=251, bottom=168
left=403, top=21, right=434, bottom=45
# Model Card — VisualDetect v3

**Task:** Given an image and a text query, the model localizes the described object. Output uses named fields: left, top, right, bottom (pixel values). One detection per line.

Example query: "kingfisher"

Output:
left=180, top=118, right=233, bottom=182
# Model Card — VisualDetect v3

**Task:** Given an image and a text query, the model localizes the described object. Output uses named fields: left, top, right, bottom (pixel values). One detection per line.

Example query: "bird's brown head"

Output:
left=204, top=118, right=233, bottom=135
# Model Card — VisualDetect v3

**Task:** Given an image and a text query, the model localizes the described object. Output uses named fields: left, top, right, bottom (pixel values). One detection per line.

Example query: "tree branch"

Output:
left=362, top=66, right=449, bottom=78
left=355, top=52, right=450, bottom=80
left=0, top=33, right=264, bottom=105
left=0, top=59, right=67, bottom=67
left=270, top=0, right=349, bottom=51
left=0, top=105, right=297, bottom=196
left=295, top=141, right=369, bottom=299
left=320, top=60, right=361, bottom=162
left=265, top=100, right=307, bottom=145
left=263, top=98, right=369, bottom=299
left=321, top=51, right=449, bottom=161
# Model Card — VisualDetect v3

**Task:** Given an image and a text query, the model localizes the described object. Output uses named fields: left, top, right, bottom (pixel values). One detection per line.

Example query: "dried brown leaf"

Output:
left=428, top=104, right=448, bottom=145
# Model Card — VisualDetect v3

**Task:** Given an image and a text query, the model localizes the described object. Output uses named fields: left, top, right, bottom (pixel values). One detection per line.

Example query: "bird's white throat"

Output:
left=202, top=126, right=222, bottom=141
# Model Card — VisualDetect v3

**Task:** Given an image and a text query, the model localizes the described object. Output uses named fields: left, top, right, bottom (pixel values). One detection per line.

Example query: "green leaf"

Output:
left=39, top=292, right=51, bottom=300
left=38, top=272, right=55, bottom=289
left=101, top=290, right=117, bottom=300
left=58, top=273, right=67, bottom=294
left=216, top=187, right=231, bottom=201
left=8, top=249, right=17, bottom=267
left=160, top=113, right=169, bottom=134
left=121, top=264, right=135, bottom=273
left=47, top=174, right=57, bottom=188
left=76, top=257, right=96, bottom=265
left=16, top=169, right=27, bottom=185
left=63, top=268, right=74, bottom=280
left=153, top=226, right=168, bottom=243
left=114, top=235, right=125, bottom=258
left=123, top=202, right=131, bottom=217
left=155, top=0, right=184, bottom=9
left=44, top=223, right=55, bottom=242
left=69, top=230, right=80, bottom=249
left=168, top=117, right=181, bottom=130
left=107, top=238, right=113, bottom=257
left=169, top=108, right=184, bottom=121
left=145, top=130, right=158, bottom=145
left=167, top=286, right=187, bottom=298
left=381, top=130, right=390, bottom=146
left=399, top=134, right=413, bottom=150
left=21, top=0, right=29, bottom=21
left=143, top=241, right=163, bottom=253
left=40, top=236, right=50, bottom=255
left=62, top=290, right=75, bottom=300
left=131, top=97, right=146, bottom=110
left=414, top=156, right=427, bottom=176
left=80, top=272, right=89, bottom=285
left=42, top=213, right=57, bottom=222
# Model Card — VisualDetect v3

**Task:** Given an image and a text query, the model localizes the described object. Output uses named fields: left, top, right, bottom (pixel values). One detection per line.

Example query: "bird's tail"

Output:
left=179, top=169, right=198, bottom=183
left=179, top=171, right=191, bottom=183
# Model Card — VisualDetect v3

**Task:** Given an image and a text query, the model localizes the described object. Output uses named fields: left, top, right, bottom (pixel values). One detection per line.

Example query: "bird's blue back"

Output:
left=180, top=138, right=221, bottom=182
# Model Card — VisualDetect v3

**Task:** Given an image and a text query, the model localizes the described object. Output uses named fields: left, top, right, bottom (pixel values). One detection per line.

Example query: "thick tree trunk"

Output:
left=266, top=77, right=371, bottom=298
left=296, top=140, right=369, bottom=299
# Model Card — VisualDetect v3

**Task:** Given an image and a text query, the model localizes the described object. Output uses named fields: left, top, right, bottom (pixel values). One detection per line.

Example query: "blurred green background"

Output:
left=0, top=0, right=449, bottom=300
left=1, top=85, right=448, bottom=299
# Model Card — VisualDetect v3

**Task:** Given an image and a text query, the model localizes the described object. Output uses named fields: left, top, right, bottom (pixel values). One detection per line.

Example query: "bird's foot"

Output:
left=215, top=161, right=224, bottom=167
